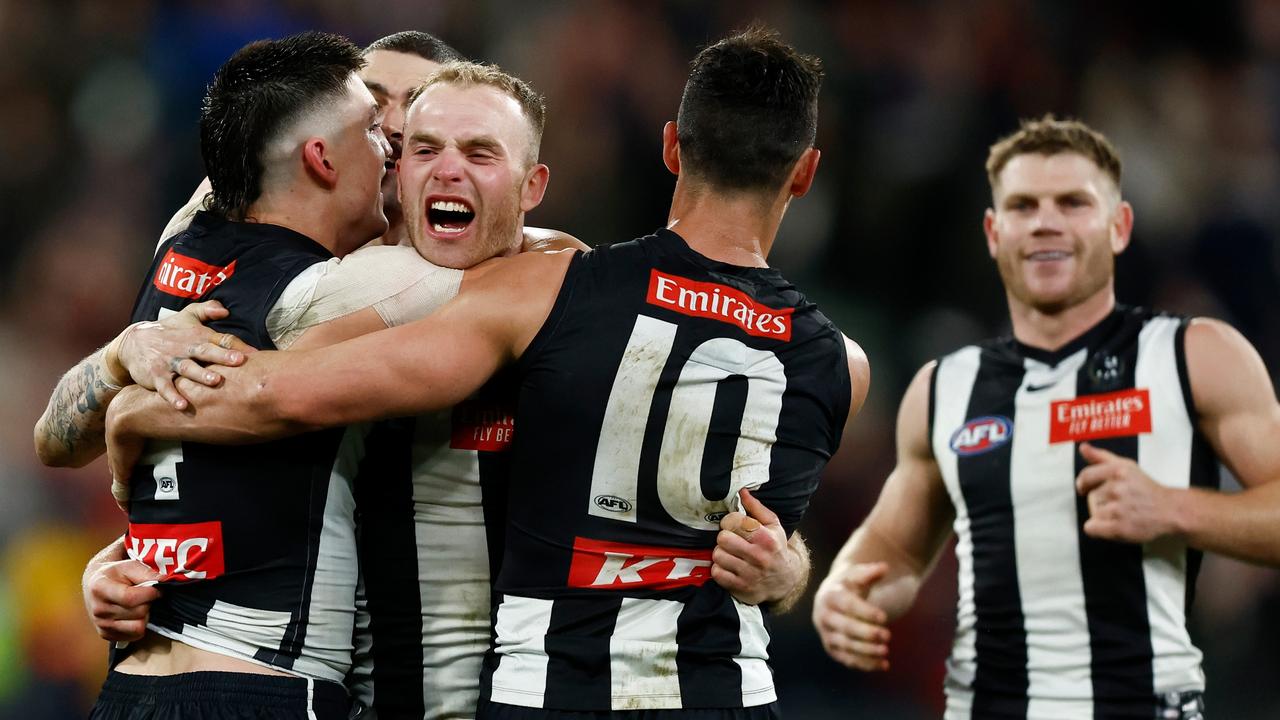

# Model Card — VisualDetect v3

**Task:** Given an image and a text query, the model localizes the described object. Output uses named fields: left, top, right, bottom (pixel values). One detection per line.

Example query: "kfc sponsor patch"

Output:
left=567, top=537, right=713, bottom=590
left=1050, top=388, right=1152, bottom=444
left=153, top=249, right=236, bottom=300
left=126, top=521, right=225, bottom=582
left=646, top=270, right=793, bottom=340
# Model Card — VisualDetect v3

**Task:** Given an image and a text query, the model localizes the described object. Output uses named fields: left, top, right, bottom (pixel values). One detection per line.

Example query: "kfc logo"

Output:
left=567, top=537, right=713, bottom=590
left=646, top=270, right=793, bottom=341
left=1050, top=388, right=1152, bottom=444
left=126, top=521, right=225, bottom=582
left=153, top=249, right=236, bottom=300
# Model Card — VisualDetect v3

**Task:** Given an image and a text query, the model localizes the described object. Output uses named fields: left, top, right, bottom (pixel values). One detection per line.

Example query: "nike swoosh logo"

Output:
left=1025, top=382, right=1057, bottom=392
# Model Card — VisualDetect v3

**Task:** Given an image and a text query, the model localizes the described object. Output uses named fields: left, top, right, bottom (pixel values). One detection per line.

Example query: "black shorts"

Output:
left=89, top=670, right=349, bottom=720
left=476, top=697, right=782, bottom=720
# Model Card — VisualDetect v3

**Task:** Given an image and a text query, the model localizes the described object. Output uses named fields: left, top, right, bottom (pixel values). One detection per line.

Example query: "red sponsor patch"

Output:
left=646, top=270, right=793, bottom=341
left=567, top=537, right=713, bottom=590
left=1049, top=388, right=1152, bottom=444
left=450, top=398, right=514, bottom=451
left=126, top=521, right=226, bottom=582
left=152, top=249, right=237, bottom=299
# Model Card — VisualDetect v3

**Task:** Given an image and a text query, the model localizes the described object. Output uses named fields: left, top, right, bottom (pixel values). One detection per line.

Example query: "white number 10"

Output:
left=587, top=315, right=787, bottom=531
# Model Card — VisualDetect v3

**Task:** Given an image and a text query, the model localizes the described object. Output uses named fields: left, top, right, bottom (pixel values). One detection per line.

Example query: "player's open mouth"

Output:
left=1027, top=250, right=1071, bottom=262
left=427, top=199, right=475, bottom=235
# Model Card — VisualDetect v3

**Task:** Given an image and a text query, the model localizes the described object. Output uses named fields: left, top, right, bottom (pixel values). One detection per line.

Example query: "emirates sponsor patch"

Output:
left=1050, top=388, right=1152, bottom=443
left=567, top=537, right=713, bottom=590
left=153, top=248, right=237, bottom=299
left=646, top=270, right=792, bottom=340
left=126, top=521, right=226, bottom=582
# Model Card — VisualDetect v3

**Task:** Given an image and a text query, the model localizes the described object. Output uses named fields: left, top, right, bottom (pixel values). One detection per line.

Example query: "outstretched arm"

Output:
left=812, top=362, right=955, bottom=671
left=107, top=250, right=575, bottom=480
left=1075, top=318, right=1280, bottom=565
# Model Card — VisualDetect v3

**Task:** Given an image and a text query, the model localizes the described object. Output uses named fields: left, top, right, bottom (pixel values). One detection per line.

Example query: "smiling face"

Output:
left=398, top=82, right=547, bottom=269
left=360, top=50, right=443, bottom=234
left=984, top=152, right=1133, bottom=316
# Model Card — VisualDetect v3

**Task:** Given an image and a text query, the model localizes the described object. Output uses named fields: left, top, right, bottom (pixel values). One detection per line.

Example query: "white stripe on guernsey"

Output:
left=589, top=315, right=677, bottom=524
left=932, top=345, right=982, bottom=690
left=301, top=427, right=361, bottom=678
left=147, top=601, right=344, bottom=683
left=608, top=597, right=683, bottom=710
left=306, top=677, right=318, bottom=720
left=490, top=594, right=555, bottom=708
left=142, top=441, right=182, bottom=501
left=348, top=568, right=375, bottom=709
left=1013, top=350, right=1095, bottom=714
left=733, top=600, right=777, bottom=706
left=410, top=411, right=492, bottom=719
left=943, top=686, right=973, bottom=719
left=1135, top=317, right=1206, bottom=693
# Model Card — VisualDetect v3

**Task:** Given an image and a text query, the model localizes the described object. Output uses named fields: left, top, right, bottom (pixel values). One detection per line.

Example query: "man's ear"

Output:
left=302, top=137, right=337, bottom=188
left=520, top=163, right=550, bottom=213
left=1110, top=200, right=1134, bottom=255
left=788, top=148, right=820, bottom=198
left=662, top=121, right=680, bottom=176
left=983, top=208, right=999, bottom=260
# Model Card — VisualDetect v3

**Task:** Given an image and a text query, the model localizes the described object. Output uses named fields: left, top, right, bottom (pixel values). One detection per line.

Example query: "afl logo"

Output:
left=950, top=416, right=1013, bottom=456
left=594, top=495, right=633, bottom=513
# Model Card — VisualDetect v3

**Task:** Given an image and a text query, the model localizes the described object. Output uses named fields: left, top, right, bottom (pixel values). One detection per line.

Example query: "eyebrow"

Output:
left=363, top=80, right=389, bottom=96
left=405, top=132, right=507, bottom=155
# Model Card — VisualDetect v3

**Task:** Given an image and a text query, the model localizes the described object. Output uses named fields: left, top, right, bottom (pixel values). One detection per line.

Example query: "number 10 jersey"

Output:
left=481, top=228, right=852, bottom=711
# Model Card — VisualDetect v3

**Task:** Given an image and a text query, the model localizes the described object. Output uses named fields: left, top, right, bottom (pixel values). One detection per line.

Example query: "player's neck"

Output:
left=244, top=195, right=350, bottom=257
left=666, top=179, right=785, bottom=268
left=1007, top=285, right=1117, bottom=352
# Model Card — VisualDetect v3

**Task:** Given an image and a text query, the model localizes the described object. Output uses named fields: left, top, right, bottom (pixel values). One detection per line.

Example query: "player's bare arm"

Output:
left=1076, top=318, right=1280, bottom=565
left=106, top=250, right=576, bottom=481
left=715, top=336, right=870, bottom=610
left=812, top=361, right=955, bottom=671
left=34, top=300, right=247, bottom=467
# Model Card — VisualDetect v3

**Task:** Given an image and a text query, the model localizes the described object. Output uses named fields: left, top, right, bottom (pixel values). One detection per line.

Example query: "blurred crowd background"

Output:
left=2, top=1, right=1279, bottom=718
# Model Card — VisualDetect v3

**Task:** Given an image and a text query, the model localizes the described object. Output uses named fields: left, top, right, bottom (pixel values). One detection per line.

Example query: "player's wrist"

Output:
left=102, top=324, right=142, bottom=389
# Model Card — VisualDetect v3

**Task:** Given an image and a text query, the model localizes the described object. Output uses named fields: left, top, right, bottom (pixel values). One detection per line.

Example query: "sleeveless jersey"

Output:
left=347, top=372, right=516, bottom=720
left=930, top=306, right=1218, bottom=720
left=481, top=228, right=852, bottom=711
left=124, top=212, right=358, bottom=683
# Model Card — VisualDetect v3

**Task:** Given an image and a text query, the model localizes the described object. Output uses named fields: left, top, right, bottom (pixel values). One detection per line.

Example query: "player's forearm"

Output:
left=768, top=532, right=812, bottom=614
left=34, top=344, right=129, bottom=467
left=113, top=382, right=299, bottom=446
left=1170, top=482, right=1280, bottom=566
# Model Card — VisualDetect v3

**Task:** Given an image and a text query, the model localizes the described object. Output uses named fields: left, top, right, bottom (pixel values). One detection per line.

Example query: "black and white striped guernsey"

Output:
left=930, top=306, right=1218, bottom=720
left=479, top=228, right=852, bottom=712
left=124, top=212, right=358, bottom=683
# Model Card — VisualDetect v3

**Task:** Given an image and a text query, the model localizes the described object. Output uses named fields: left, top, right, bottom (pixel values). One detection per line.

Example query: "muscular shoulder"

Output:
left=844, top=336, right=871, bottom=418
left=898, top=361, right=937, bottom=461
left=1184, top=317, right=1272, bottom=417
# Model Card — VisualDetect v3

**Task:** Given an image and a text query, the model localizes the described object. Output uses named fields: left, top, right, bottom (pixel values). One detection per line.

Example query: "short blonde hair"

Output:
left=406, top=61, right=546, bottom=164
left=986, top=114, right=1122, bottom=191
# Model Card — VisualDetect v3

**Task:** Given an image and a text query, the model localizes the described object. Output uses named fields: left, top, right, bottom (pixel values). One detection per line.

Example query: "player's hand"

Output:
left=84, top=556, right=161, bottom=643
left=713, top=489, right=796, bottom=606
left=111, top=300, right=252, bottom=410
left=1076, top=442, right=1178, bottom=543
left=812, top=561, right=892, bottom=671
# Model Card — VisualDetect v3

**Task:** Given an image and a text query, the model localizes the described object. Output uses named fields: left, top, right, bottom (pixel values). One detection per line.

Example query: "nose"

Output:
left=1030, top=201, right=1065, bottom=235
left=431, top=148, right=465, bottom=182
left=384, top=102, right=406, bottom=144
left=376, top=125, right=392, bottom=162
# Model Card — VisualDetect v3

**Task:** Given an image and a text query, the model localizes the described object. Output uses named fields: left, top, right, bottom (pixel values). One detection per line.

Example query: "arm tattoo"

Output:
left=36, top=349, right=121, bottom=466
